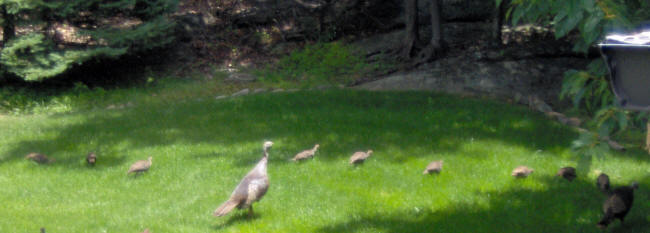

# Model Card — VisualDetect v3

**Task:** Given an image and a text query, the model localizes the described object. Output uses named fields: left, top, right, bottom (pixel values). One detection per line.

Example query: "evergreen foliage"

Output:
left=0, top=0, right=178, bottom=81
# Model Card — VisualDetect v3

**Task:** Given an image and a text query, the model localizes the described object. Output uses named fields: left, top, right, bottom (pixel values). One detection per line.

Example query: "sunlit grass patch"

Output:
left=0, top=90, right=648, bottom=232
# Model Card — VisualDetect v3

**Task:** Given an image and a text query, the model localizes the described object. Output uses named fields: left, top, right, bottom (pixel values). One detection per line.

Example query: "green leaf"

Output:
left=511, top=6, right=525, bottom=25
left=555, top=10, right=584, bottom=38
left=553, top=4, right=569, bottom=25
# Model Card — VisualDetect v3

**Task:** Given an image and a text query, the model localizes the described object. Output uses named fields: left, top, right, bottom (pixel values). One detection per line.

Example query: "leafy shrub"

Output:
left=509, top=0, right=650, bottom=154
left=560, top=60, right=612, bottom=114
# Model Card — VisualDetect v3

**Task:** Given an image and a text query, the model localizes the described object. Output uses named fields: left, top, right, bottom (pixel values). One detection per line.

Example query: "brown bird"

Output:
left=86, top=152, right=97, bottom=165
left=597, top=182, right=638, bottom=229
left=127, top=156, right=152, bottom=175
left=141, top=228, right=150, bottom=233
left=214, top=141, right=273, bottom=217
left=556, top=167, right=576, bottom=181
left=25, top=153, right=53, bottom=164
left=597, top=173, right=611, bottom=194
left=511, top=165, right=534, bottom=178
left=423, top=160, right=443, bottom=174
left=292, top=144, right=319, bottom=161
left=349, top=150, right=373, bottom=165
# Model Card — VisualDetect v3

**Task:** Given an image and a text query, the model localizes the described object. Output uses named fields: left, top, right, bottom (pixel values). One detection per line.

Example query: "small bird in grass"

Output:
left=597, top=182, right=639, bottom=229
left=25, top=153, right=53, bottom=164
left=597, top=173, right=611, bottom=194
left=40, top=227, right=45, bottom=233
left=214, top=141, right=273, bottom=217
left=511, top=165, right=534, bottom=178
left=292, top=144, right=319, bottom=161
left=423, top=160, right=443, bottom=175
left=86, top=152, right=97, bottom=166
left=349, top=150, right=373, bottom=165
left=127, top=156, right=152, bottom=175
left=556, top=166, right=576, bottom=181
left=141, top=228, right=150, bottom=233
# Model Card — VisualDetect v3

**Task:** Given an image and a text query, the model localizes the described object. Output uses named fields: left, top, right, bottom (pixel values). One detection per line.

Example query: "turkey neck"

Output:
left=252, top=147, right=269, bottom=174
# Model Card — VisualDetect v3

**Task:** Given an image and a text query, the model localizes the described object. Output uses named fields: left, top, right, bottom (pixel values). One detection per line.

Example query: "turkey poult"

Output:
left=214, top=141, right=273, bottom=217
left=423, top=160, right=443, bottom=174
left=597, top=173, right=611, bottom=194
left=86, top=152, right=97, bottom=165
left=25, top=153, right=53, bottom=164
left=556, top=167, right=577, bottom=181
left=511, top=165, right=534, bottom=178
left=127, top=156, right=152, bottom=175
left=292, top=144, right=319, bottom=161
left=349, top=150, right=373, bottom=165
left=597, top=182, right=639, bottom=229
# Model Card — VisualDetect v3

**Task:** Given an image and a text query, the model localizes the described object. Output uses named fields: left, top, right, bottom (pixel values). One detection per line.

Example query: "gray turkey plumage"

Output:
left=597, top=182, right=638, bottom=229
left=423, top=160, right=443, bottom=174
left=127, top=156, right=152, bottom=174
left=214, top=141, right=273, bottom=217
left=349, top=150, right=373, bottom=165
left=556, top=167, right=576, bottom=181
left=292, top=144, right=319, bottom=161
left=597, top=173, right=611, bottom=194
left=86, top=152, right=97, bottom=166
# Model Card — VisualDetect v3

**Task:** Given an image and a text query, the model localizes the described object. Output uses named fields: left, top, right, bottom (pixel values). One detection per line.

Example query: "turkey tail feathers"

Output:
left=213, top=200, right=238, bottom=217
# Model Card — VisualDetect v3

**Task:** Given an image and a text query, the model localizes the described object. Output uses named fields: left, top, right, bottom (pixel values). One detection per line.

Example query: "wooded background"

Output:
left=1, top=0, right=649, bottom=149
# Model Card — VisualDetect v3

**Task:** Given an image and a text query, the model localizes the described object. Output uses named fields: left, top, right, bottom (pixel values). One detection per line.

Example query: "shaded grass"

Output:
left=0, top=71, right=264, bottom=115
left=0, top=90, right=648, bottom=232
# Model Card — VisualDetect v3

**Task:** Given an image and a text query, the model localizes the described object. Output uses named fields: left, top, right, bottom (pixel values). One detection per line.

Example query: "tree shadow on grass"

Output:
left=317, top=176, right=650, bottom=233
left=2, top=91, right=648, bottom=169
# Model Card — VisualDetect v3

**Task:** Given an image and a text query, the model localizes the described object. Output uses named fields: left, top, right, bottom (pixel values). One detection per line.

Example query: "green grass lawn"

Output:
left=0, top=89, right=648, bottom=233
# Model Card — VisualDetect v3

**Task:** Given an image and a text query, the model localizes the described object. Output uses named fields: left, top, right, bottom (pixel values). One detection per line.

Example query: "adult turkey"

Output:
left=597, top=182, right=639, bottom=229
left=349, top=150, right=373, bottom=165
left=292, top=144, right=319, bottom=161
left=214, top=141, right=273, bottom=217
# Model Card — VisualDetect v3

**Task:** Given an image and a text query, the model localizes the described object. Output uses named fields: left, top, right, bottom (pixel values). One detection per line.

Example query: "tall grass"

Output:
left=0, top=90, right=648, bottom=232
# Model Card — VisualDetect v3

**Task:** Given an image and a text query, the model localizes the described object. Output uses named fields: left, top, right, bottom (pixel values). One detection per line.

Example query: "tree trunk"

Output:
left=1, top=5, right=16, bottom=46
left=491, top=0, right=505, bottom=47
left=429, top=0, right=441, bottom=50
left=417, top=0, right=442, bottom=61
left=403, top=0, right=418, bottom=59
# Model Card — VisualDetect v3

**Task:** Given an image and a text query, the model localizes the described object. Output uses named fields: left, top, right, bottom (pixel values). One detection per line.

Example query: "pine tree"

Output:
left=0, top=0, right=179, bottom=81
